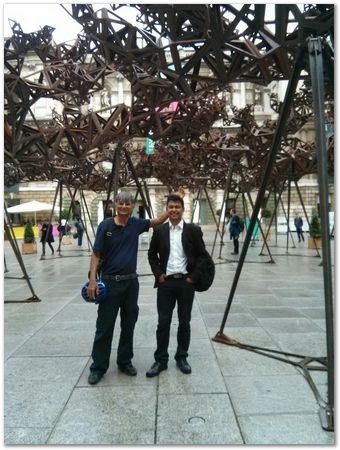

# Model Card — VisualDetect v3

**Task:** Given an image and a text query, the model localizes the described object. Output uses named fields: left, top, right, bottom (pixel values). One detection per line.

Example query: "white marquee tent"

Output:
left=6, top=200, right=56, bottom=224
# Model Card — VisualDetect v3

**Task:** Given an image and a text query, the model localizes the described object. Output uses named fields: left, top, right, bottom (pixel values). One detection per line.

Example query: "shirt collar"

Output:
left=170, top=219, right=184, bottom=230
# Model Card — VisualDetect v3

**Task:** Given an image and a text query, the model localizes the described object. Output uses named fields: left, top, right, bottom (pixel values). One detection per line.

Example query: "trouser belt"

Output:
left=102, top=273, right=138, bottom=282
left=166, top=273, right=187, bottom=280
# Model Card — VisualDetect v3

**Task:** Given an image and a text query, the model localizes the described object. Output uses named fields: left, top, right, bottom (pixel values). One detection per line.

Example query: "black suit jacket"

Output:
left=148, top=221, right=208, bottom=288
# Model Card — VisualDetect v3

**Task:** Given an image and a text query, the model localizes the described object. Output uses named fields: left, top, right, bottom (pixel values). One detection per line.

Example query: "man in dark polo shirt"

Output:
left=87, top=191, right=171, bottom=385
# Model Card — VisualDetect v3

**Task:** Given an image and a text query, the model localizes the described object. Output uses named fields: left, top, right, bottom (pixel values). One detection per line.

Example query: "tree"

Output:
left=261, top=207, right=272, bottom=219
left=23, top=221, right=35, bottom=243
left=60, top=208, right=69, bottom=220
left=309, top=209, right=322, bottom=238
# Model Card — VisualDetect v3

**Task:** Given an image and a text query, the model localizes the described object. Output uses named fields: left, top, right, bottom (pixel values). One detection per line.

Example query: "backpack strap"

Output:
left=101, top=217, right=115, bottom=260
left=89, top=218, right=115, bottom=280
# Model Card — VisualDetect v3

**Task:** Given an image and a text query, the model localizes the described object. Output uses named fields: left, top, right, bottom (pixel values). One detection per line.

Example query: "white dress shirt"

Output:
left=166, top=220, right=188, bottom=275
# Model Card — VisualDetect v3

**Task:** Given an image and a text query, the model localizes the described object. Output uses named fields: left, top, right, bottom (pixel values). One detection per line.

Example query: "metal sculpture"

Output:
left=4, top=4, right=334, bottom=191
left=3, top=4, right=334, bottom=430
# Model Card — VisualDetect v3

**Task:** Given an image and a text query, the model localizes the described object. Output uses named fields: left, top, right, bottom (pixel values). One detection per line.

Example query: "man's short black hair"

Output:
left=166, top=194, right=184, bottom=208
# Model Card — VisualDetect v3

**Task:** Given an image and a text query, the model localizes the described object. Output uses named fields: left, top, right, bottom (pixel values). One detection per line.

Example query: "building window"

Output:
left=254, top=89, right=264, bottom=111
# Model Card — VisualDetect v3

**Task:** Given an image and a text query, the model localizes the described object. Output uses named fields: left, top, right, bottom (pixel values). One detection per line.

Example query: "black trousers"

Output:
left=42, top=242, right=54, bottom=254
left=297, top=229, right=304, bottom=242
left=154, top=279, right=195, bottom=364
left=233, top=236, right=239, bottom=253
left=90, top=278, right=139, bottom=373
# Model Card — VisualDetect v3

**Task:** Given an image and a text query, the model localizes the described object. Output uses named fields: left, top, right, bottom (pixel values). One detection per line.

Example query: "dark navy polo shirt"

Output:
left=93, top=217, right=150, bottom=275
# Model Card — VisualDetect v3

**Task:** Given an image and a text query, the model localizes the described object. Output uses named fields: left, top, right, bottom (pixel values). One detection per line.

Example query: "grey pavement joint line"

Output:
left=4, top=234, right=334, bottom=444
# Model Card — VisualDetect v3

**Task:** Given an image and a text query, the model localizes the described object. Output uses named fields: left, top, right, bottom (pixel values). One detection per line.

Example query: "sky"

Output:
left=3, top=3, right=82, bottom=43
left=3, top=3, right=138, bottom=44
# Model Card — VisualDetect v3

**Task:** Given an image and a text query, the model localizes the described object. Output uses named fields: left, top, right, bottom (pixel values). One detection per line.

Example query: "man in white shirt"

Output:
left=146, top=194, right=209, bottom=377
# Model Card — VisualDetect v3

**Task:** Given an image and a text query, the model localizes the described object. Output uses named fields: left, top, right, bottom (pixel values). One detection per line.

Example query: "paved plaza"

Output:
left=4, top=229, right=335, bottom=445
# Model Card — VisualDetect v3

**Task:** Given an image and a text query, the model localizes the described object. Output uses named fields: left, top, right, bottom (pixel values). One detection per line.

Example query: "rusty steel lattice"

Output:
left=4, top=4, right=334, bottom=190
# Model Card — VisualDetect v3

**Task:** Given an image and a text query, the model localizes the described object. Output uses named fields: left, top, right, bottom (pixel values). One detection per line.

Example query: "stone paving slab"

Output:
left=4, top=427, right=52, bottom=446
left=257, top=317, right=323, bottom=334
left=3, top=234, right=335, bottom=445
left=238, top=413, right=335, bottom=445
left=158, top=353, right=227, bottom=395
left=4, top=356, right=88, bottom=429
left=13, top=321, right=95, bottom=356
left=270, top=332, right=328, bottom=355
left=225, top=374, right=321, bottom=416
left=214, top=345, right=298, bottom=376
left=156, top=393, right=243, bottom=444
left=203, top=312, right=258, bottom=328
left=47, top=386, right=157, bottom=444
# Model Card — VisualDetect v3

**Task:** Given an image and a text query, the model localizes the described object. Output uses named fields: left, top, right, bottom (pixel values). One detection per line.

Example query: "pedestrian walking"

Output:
left=229, top=208, right=242, bottom=255
left=40, top=221, right=54, bottom=255
left=74, top=217, right=84, bottom=246
left=294, top=214, right=304, bottom=242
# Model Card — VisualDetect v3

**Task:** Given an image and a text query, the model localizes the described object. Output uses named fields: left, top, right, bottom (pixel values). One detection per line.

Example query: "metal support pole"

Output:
left=218, top=188, right=238, bottom=259
left=279, top=195, right=296, bottom=250
left=123, top=146, right=153, bottom=218
left=308, top=36, right=334, bottom=431
left=214, top=46, right=305, bottom=335
left=80, top=190, right=94, bottom=252
left=242, top=190, right=257, bottom=247
left=294, top=180, right=320, bottom=257
left=57, top=181, right=63, bottom=253
left=204, top=186, right=223, bottom=240
left=113, top=145, right=121, bottom=208
left=211, top=162, right=234, bottom=258
left=4, top=208, right=41, bottom=302
left=104, top=148, right=119, bottom=217
left=191, top=187, right=201, bottom=222
left=274, top=186, right=278, bottom=246
left=259, top=181, right=286, bottom=254
left=142, top=180, right=154, bottom=219
left=42, top=183, right=66, bottom=259
left=286, top=178, right=294, bottom=252
left=244, top=190, right=275, bottom=262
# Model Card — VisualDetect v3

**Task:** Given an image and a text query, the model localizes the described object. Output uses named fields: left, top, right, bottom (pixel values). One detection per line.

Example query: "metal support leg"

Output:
left=191, top=187, right=201, bottom=222
left=294, top=180, right=321, bottom=257
left=211, top=162, right=234, bottom=258
left=308, top=36, right=334, bottom=431
left=215, top=46, right=305, bottom=334
left=204, top=186, right=223, bottom=241
left=259, top=181, right=286, bottom=255
left=123, top=146, right=154, bottom=218
left=4, top=212, right=41, bottom=303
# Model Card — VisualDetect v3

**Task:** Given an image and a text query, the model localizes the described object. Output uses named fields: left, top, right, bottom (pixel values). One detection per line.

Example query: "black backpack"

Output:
left=194, top=250, right=215, bottom=292
left=239, top=218, right=245, bottom=232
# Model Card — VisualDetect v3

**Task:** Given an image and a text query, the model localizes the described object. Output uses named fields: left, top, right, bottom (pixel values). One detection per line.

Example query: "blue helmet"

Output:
left=81, top=280, right=107, bottom=304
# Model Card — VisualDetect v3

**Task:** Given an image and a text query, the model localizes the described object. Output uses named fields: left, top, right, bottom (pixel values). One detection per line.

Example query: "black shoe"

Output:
left=118, top=362, right=137, bottom=376
left=176, top=358, right=192, bottom=374
left=146, top=361, right=168, bottom=378
left=231, top=252, right=238, bottom=255
left=88, top=371, right=103, bottom=385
